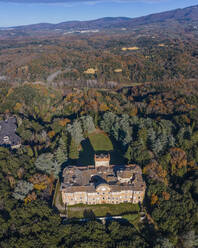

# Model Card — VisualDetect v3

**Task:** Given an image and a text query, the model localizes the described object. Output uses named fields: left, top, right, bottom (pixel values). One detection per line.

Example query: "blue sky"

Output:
left=0, top=0, right=197, bottom=27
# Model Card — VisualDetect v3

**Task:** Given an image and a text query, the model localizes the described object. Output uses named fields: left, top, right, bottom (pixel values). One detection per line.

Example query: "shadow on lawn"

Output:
left=78, top=139, right=95, bottom=165
left=78, top=136, right=127, bottom=166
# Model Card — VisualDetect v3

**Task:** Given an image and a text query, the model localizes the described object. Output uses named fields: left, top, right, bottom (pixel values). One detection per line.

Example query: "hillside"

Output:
left=0, top=5, right=197, bottom=86
left=1, top=5, right=198, bottom=36
left=0, top=5, right=198, bottom=85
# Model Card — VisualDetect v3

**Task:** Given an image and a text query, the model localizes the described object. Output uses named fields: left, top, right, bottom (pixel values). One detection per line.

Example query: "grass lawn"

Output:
left=88, top=132, right=113, bottom=151
left=123, top=213, right=140, bottom=231
left=68, top=203, right=140, bottom=219
left=52, top=179, right=60, bottom=207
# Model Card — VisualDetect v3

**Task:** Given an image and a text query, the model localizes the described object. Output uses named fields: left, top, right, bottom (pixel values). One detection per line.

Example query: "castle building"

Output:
left=60, top=154, right=146, bottom=206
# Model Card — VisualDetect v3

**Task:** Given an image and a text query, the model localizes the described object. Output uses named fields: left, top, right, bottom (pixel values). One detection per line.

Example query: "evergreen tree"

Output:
left=55, top=137, right=68, bottom=165
left=124, top=145, right=133, bottom=163
left=67, top=120, right=84, bottom=145
left=80, top=115, right=95, bottom=134
left=100, top=112, right=116, bottom=133
left=69, top=139, right=79, bottom=160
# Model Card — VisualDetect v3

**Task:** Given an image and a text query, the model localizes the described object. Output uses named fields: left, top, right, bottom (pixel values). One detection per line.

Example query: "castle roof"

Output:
left=61, top=161, right=146, bottom=194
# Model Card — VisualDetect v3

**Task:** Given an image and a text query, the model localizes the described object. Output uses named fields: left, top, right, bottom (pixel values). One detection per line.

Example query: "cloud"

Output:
left=0, top=0, right=165, bottom=3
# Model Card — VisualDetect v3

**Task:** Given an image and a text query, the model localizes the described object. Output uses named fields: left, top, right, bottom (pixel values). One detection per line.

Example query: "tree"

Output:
left=69, top=139, right=79, bottom=160
left=124, top=145, right=133, bottom=163
left=67, top=120, right=84, bottom=145
left=100, top=112, right=116, bottom=133
left=55, top=137, right=68, bottom=165
left=35, top=153, right=61, bottom=178
left=80, top=115, right=95, bottom=134
left=154, top=238, right=174, bottom=248
left=13, top=180, right=33, bottom=200
left=181, top=230, right=198, bottom=248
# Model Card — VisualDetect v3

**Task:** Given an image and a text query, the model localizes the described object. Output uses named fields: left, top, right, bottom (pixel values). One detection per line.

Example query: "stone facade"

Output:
left=94, top=154, right=110, bottom=168
left=60, top=154, right=146, bottom=206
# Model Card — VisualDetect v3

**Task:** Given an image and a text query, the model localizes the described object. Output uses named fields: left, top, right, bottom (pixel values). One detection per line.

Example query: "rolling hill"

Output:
left=1, top=4, right=197, bottom=35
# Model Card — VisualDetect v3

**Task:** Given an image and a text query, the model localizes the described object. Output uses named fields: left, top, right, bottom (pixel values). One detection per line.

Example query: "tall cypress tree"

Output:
left=55, top=137, right=68, bottom=165
left=69, top=139, right=79, bottom=160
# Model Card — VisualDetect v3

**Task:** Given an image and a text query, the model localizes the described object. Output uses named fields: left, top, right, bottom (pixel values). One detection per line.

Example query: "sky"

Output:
left=0, top=0, right=197, bottom=27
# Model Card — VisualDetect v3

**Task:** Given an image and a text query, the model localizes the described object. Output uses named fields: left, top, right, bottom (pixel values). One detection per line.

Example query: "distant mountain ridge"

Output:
left=5, top=4, right=198, bottom=32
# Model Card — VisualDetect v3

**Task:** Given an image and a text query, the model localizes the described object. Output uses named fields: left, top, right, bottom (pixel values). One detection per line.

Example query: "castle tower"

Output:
left=94, top=154, right=110, bottom=168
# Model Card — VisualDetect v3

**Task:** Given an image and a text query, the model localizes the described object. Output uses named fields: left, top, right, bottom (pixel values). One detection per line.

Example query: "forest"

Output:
left=0, top=20, right=198, bottom=86
left=0, top=78, right=198, bottom=247
left=0, top=5, right=198, bottom=246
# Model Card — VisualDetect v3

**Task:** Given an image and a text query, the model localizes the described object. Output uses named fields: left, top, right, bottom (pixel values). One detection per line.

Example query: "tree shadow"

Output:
left=78, top=136, right=127, bottom=166
left=83, top=209, right=96, bottom=220
left=78, top=138, right=95, bottom=166
left=109, top=137, right=127, bottom=165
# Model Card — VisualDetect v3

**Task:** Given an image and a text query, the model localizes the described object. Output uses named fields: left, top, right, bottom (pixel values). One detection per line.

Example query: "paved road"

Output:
left=47, top=70, right=62, bottom=83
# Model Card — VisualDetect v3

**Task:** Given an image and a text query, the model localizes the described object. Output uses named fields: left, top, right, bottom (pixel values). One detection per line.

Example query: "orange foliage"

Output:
left=50, top=93, right=56, bottom=98
left=158, top=166, right=167, bottom=178
left=142, top=167, right=148, bottom=175
left=99, top=102, right=109, bottom=112
left=7, top=176, right=15, bottom=188
left=66, top=92, right=73, bottom=101
left=51, top=107, right=56, bottom=112
left=188, top=160, right=196, bottom=168
left=90, top=99, right=98, bottom=112
left=170, top=147, right=187, bottom=174
left=59, top=118, right=70, bottom=127
left=162, top=191, right=170, bottom=200
left=143, top=161, right=168, bottom=185
left=151, top=194, right=158, bottom=205
left=29, top=173, right=51, bottom=185
left=6, top=88, right=14, bottom=97
left=129, top=106, right=138, bottom=116
left=24, top=192, right=37, bottom=204
left=48, top=130, right=55, bottom=138
left=14, top=102, right=23, bottom=112
left=34, top=183, right=47, bottom=190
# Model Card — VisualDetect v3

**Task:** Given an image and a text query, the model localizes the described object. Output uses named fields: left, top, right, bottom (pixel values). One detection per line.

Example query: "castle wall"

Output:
left=60, top=155, right=146, bottom=206
left=62, top=189, right=145, bottom=206
left=95, top=160, right=109, bottom=168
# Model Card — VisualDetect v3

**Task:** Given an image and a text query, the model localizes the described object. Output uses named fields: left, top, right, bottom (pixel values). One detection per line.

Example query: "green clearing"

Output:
left=68, top=203, right=140, bottom=219
left=123, top=213, right=140, bottom=231
left=88, top=132, right=113, bottom=151
left=78, top=131, right=125, bottom=166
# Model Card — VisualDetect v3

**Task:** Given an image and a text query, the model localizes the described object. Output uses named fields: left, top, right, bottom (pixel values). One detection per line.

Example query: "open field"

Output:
left=88, top=132, right=113, bottom=151
left=68, top=203, right=140, bottom=218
